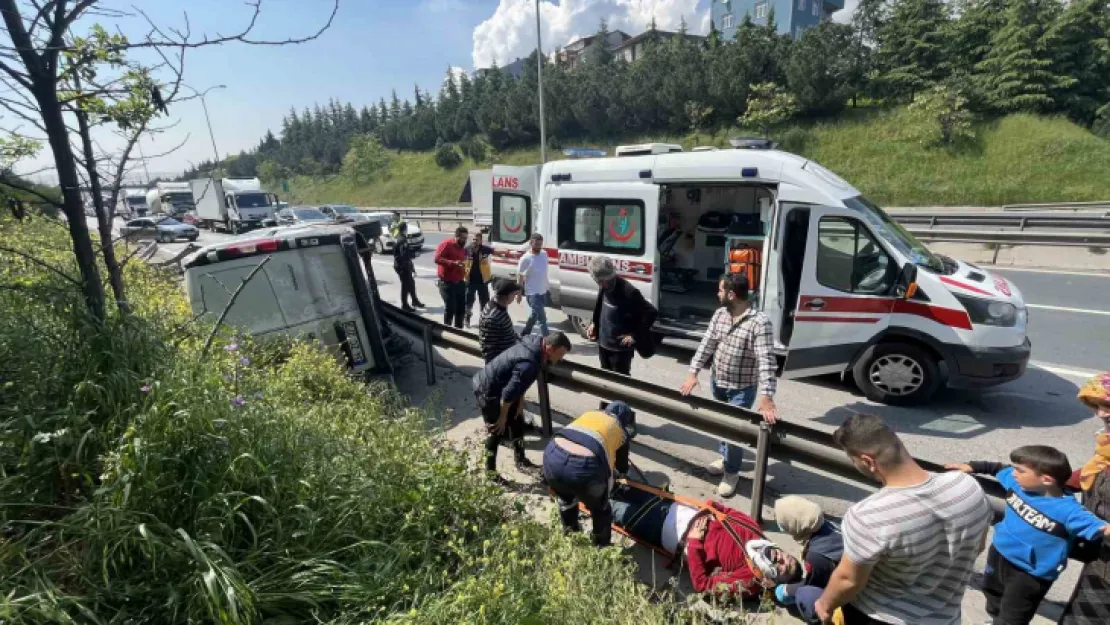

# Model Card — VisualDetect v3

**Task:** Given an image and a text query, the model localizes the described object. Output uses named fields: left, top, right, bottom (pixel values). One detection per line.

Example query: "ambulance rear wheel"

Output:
left=569, top=315, right=590, bottom=339
left=852, top=342, right=940, bottom=405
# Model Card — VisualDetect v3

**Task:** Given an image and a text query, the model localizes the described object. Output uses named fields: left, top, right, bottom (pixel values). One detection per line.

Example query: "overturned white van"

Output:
left=183, top=225, right=392, bottom=375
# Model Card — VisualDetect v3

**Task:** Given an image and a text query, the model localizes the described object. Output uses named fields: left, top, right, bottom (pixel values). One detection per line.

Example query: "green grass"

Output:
left=279, top=108, right=1110, bottom=208
left=0, top=216, right=706, bottom=624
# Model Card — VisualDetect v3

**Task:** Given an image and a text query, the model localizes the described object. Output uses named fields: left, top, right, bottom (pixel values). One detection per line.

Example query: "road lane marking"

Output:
left=991, top=267, right=1110, bottom=278
left=1030, top=362, right=1102, bottom=380
left=1026, top=303, right=1110, bottom=316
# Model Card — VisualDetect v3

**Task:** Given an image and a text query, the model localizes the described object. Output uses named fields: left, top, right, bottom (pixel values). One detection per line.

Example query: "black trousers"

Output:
left=598, top=347, right=634, bottom=375
left=480, top=397, right=524, bottom=472
left=397, top=268, right=417, bottom=307
left=983, top=546, right=1053, bottom=625
left=440, top=280, right=467, bottom=328
left=542, top=440, right=612, bottom=547
left=465, top=281, right=490, bottom=321
left=841, top=604, right=889, bottom=625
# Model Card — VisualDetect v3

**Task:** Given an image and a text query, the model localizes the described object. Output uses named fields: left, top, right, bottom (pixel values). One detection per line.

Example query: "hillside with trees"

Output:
left=185, top=0, right=1110, bottom=205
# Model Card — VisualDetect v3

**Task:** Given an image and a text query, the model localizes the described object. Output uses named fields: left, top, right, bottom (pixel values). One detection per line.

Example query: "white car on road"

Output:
left=363, top=212, right=424, bottom=253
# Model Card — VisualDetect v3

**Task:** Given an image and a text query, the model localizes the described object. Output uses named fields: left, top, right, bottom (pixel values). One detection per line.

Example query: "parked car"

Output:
left=120, top=217, right=200, bottom=243
left=319, top=204, right=373, bottom=224
left=182, top=210, right=202, bottom=227
left=276, top=207, right=332, bottom=227
left=363, top=211, right=424, bottom=253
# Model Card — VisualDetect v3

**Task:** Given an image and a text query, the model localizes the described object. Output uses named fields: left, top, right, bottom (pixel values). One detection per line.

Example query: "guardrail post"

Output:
left=537, top=365, right=553, bottom=437
left=749, top=422, right=772, bottom=525
left=423, top=324, right=436, bottom=386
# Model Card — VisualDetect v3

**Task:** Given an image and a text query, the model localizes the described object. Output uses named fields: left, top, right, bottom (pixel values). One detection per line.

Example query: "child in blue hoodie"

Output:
left=948, top=445, right=1110, bottom=625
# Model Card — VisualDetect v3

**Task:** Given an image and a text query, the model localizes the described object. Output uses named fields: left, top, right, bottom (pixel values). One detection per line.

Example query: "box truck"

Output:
left=147, top=181, right=196, bottom=218
left=190, top=177, right=276, bottom=234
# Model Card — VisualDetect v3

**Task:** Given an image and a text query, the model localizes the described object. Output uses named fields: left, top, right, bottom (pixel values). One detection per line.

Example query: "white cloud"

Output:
left=472, top=0, right=709, bottom=69
left=444, top=66, right=468, bottom=88
left=831, top=0, right=859, bottom=24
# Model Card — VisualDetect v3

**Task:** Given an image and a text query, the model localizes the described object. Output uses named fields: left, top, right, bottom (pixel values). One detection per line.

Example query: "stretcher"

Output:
left=574, top=477, right=846, bottom=625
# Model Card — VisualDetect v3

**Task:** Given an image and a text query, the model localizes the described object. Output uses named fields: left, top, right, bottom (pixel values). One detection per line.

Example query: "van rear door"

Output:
left=781, top=205, right=898, bottom=378
left=549, top=182, right=659, bottom=320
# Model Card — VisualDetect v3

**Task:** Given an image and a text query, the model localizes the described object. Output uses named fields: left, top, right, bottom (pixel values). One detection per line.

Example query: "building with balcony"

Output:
left=612, top=29, right=706, bottom=63
left=557, top=30, right=631, bottom=67
left=711, top=0, right=844, bottom=39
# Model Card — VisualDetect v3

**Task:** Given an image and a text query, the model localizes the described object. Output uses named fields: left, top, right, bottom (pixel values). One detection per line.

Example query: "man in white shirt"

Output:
left=518, top=233, right=550, bottom=337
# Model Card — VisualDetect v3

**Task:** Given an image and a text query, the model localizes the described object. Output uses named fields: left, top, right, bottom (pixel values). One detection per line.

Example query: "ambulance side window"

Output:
left=556, top=199, right=645, bottom=255
left=492, top=193, right=530, bottom=244
left=816, top=217, right=895, bottom=295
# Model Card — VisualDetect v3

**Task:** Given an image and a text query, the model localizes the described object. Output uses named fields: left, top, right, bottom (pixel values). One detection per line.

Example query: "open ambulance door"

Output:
left=780, top=204, right=897, bottom=378
left=548, top=182, right=660, bottom=322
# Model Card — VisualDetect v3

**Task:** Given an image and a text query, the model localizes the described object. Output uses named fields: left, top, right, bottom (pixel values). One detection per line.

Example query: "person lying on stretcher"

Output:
left=608, top=481, right=803, bottom=598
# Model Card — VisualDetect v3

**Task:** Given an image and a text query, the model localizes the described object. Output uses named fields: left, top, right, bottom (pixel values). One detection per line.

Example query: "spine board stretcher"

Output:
left=571, top=478, right=846, bottom=625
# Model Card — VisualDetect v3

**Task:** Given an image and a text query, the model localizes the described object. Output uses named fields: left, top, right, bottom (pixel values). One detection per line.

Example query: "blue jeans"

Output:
left=794, top=585, right=824, bottom=624
left=710, top=377, right=756, bottom=474
left=543, top=441, right=612, bottom=546
left=522, top=293, right=549, bottom=337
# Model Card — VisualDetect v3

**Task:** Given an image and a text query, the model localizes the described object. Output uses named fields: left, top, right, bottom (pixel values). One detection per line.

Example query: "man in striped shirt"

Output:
left=479, top=281, right=521, bottom=363
left=815, top=414, right=992, bottom=625
left=680, top=273, right=779, bottom=497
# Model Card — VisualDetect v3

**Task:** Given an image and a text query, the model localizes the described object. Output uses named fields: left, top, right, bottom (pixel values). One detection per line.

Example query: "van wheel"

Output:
left=852, top=342, right=940, bottom=405
left=569, top=315, right=590, bottom=339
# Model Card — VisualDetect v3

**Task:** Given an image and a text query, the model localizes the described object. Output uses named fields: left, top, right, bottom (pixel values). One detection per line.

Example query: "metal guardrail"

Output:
left=1002, top=201, right=1110, bottom=212
left=381, top=302, right=1007, bottom=521
left=890, top=212, right=1110, bottom=230
left=376, top=207, right=1110, bottom=247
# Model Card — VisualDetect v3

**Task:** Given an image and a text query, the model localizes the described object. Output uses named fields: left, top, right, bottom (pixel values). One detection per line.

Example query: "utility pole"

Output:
left=535, top=0, right=547, bottom=164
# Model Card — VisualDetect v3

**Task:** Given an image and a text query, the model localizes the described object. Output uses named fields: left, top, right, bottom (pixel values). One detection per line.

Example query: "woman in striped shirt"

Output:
left=479, top=281, right=521, bottom=363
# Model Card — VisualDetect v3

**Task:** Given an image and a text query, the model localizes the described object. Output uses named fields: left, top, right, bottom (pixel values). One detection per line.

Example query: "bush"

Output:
left=434, top=139, right=463, bottom=169
left=0, top=216, right=683, bottom=624
left=342, top=134, right=390, bottom=182
left=778, top=127, right=811, bottom=154
left=458, top=134, right=490, bottom=162
left=907, top=84, right=976, bottom=147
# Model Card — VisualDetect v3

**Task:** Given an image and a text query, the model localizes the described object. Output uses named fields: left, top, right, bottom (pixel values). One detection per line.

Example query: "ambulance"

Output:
left=480, top=143, right=1031, bottom=405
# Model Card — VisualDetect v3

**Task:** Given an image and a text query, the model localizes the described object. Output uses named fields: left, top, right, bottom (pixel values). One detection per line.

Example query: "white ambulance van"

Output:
left=482, top=144, right=1031, bottom=404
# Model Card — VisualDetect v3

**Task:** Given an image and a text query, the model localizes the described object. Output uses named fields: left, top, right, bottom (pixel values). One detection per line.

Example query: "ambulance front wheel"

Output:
left=852, top=342, right=941, bottom=405
left=570, top=315, right=591, bottom=339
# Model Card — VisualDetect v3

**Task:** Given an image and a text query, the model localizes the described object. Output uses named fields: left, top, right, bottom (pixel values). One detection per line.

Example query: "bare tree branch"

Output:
left=201, top=254, right=272, bottom=358
left=0, top=175, right=61, bottom=206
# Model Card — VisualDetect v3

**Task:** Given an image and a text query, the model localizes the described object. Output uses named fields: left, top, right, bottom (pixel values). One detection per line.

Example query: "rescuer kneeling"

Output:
left=542, top=401, right=637, bottom=547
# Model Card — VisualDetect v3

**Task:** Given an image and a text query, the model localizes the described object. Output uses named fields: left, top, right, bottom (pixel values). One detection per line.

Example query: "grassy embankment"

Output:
left=281, top=108, right=1110, bottom=209
left=0, top=216, right=707, bottom=624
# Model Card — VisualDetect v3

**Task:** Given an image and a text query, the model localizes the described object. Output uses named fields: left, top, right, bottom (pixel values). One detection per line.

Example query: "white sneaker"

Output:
left=706, top=458, right=725, bottom=476
left=717, top=472, right=740, bottom=498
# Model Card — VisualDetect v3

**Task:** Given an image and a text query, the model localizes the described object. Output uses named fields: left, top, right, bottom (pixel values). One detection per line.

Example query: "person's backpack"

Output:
left=633, top=299, right=659, bottom=359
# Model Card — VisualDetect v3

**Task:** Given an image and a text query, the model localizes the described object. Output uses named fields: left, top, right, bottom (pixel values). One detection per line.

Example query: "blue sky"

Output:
left=16, top=1, right=718, bottom=179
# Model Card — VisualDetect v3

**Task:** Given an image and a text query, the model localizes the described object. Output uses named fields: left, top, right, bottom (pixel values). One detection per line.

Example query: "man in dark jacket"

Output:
left=392, top=222, right=423, bottom=311
left=586, top=255, right=658, bottom=375
left=473, top=331, right=571, bottom=483
left=479, top=280, right=521, bottom=363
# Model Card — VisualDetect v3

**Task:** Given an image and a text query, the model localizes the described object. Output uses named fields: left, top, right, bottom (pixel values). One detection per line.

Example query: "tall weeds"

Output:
left=0, top=216, right=686, bottom=624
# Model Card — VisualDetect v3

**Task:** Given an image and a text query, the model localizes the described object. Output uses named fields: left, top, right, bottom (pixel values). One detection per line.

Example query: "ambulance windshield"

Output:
left=844, top=196, right=945, bottom=274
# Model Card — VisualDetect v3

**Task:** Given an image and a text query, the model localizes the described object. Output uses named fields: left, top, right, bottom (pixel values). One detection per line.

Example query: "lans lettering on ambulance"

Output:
left=480, top=145, right=1030, bottom=406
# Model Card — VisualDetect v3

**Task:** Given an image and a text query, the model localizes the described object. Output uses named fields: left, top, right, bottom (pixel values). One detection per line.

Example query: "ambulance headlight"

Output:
left=955, top=295, right=1017, bottom=327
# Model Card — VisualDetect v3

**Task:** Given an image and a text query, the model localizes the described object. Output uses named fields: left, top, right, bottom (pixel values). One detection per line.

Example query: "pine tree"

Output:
left=975, top=0, right=1070, bottom=113
left=786, top=23, right=856, bottom=115
left=877, top=0, right=950, bottom=100
left=1046, top=0, right=1110, bottom=123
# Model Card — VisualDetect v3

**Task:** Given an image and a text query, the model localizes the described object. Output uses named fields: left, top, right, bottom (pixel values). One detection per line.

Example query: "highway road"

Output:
left=144, top=224, right=1108, bottom=476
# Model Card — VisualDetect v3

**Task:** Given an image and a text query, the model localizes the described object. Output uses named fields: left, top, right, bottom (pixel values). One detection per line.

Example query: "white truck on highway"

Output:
left=117, top=187, right=149, bottom=219
left=147, top=181, right=196, bottom=218
left=190, top=177, right=276, bottom=234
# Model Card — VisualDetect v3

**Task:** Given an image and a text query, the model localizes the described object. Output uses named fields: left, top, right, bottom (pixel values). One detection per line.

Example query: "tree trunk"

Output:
left=75, top=108, right=128, bottom=314
left=34, top=84, right=107, bottom=322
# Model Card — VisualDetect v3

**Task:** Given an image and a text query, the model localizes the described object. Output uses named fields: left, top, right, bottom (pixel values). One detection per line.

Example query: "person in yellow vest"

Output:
left=463, top=230, right=493, bottom=328
left=542, top=401, right=636, bottom=547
